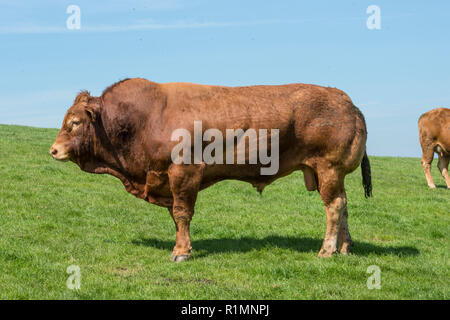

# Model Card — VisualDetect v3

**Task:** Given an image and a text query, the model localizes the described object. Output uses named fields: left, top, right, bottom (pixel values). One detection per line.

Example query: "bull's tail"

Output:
left=361, top=151, right=372, bottom=198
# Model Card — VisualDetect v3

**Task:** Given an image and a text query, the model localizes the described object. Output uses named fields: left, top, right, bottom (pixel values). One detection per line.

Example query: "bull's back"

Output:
left=160, top=82, right=357, bottom=133
left=161, top=82, right=304, bottom=130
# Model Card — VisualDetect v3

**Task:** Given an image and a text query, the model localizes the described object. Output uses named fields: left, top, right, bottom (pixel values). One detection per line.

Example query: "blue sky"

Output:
left=0, top=1, right=449, bottom=157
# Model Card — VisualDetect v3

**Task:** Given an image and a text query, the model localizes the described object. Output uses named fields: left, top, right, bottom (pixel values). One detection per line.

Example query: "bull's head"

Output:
left=50, top=91, right=100, bottom=163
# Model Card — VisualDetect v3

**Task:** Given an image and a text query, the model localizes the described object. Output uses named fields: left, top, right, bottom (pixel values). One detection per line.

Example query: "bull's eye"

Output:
left=67, top=119, right=81, bottom=132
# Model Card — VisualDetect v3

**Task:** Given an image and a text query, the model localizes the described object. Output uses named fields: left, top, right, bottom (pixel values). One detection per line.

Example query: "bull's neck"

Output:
left=83, top=116, right=145, bottom=198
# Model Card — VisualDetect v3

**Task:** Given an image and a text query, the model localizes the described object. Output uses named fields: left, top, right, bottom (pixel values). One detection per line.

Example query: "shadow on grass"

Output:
left=132, top=235, right=419, bottom=258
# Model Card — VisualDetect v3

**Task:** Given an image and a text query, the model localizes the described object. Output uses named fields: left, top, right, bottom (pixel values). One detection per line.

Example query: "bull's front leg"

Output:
left=167, top=163, right=205, bottom=262
left=167, top=206, right=193, bottom=262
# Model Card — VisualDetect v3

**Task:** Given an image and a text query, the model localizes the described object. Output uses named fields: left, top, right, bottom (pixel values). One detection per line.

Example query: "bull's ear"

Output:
left=85, top=102, right=100, bottom=122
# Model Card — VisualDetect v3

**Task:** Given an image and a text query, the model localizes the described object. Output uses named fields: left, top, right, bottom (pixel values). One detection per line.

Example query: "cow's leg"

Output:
left=421, top=149, right=436, bottom=188
left=167, top=206, right=193, bottom=262
left=337, top=204, right=353, bottom=255
left=317, top=168, right=346, bottom=258
left=437, top=154, right=450, bottom=188
left=167, top=163, right=204, bottom=262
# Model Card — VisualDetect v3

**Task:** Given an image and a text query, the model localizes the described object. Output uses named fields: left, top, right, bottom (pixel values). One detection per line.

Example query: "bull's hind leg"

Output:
left=421, top=148, right=436, bottom=189
left=167, top=163, right=205, bottom=262
left=437, top=153, right=450, bottom=188
left=317, top=168, right=347, bottom=258
left=337, top=204, right=353, bottom=255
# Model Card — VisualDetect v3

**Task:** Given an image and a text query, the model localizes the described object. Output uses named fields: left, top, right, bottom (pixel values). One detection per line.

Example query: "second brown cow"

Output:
left=418, top=107, right=450, bottom=189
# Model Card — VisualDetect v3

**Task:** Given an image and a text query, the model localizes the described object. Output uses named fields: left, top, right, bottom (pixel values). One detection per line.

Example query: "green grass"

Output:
left=0, top=124, right=448, bottom=299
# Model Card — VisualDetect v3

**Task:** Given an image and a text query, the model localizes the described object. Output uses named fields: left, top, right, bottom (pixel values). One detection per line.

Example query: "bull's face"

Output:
left=50, top=92, right=98, bottom=162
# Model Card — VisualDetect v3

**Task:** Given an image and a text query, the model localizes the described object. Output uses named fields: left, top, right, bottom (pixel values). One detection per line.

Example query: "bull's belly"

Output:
left=200, top=148, right=307, bottom=191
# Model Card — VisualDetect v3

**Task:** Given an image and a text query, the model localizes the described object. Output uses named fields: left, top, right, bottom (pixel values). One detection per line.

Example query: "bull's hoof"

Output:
left=318, top=248, right=337, bottom=258
left=338, top=241, right=353, bottom=255
left=428, top=184, right=436, bottom=189
left=170, top=254, right=190, bottom=263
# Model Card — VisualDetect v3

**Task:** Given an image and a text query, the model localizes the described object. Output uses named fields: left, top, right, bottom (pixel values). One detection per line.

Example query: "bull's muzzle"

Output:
left=49, top=143, right=70, bottom=161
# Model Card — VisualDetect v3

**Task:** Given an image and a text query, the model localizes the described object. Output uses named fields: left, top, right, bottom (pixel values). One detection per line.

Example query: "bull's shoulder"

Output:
left=101, top=78, right=160, bottom=100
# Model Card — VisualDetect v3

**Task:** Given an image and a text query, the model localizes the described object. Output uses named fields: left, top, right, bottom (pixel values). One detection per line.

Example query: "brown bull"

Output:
left=418, top=107, right=450, bottom=189
left=50, top=78, right=372, bottom=261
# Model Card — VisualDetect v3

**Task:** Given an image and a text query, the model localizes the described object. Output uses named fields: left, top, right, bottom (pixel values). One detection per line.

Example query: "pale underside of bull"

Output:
left=50, top=78, right=372, bottom=261
left=418, top=107, right=450, bottom=189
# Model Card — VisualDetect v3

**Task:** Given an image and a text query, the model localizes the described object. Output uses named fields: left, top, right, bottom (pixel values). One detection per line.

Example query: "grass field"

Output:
left=0, top=124, right=448, bottom=299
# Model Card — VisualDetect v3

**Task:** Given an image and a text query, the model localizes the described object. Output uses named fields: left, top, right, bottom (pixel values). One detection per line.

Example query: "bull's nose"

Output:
left=50, top=147, right=58, bottom=156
